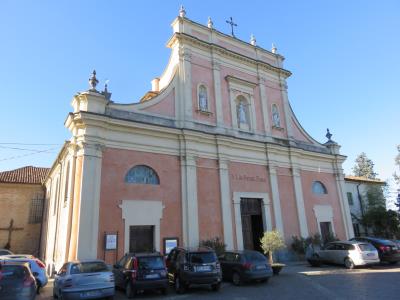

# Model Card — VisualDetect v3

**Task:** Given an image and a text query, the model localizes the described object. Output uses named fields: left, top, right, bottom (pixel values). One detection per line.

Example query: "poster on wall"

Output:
left=164, top=237, right=178, bottom=255
left=105, top=234, right=117, bottom=250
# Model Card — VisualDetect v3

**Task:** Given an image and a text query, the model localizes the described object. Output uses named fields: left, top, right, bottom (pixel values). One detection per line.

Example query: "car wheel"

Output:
left=308, top=254, right=321, bottom=267
left=344, top=257, right=355, bottom=269
left=125, top=282, right=135, bottom=299
left=175, top=276, right=186, bottom=294
left=232, top=272, right=242, bottom=286
left=160, top=287, right=168, bottom=295
left=260, top=277, right=269, bottom=284
left=211, top=283, right=221, bottom=291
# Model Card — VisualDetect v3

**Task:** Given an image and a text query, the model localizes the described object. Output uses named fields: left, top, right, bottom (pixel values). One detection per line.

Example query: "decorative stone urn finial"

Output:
left=272, top=43, right=277, bottom=54
left=326, top=128, right=333, bottom=141
left=179, top=5, right=186, bottom=17
left=250, top=34, right=256, bottom=46
left=102, top=79, right=112, bottom=100
left=89, top=70, right=99, bottom=91
left=207, top=16, right=213, bottom=29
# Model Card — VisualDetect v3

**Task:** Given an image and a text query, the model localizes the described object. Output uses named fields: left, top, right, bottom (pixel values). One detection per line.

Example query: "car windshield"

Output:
left=358, top=244, right=376, bottom=251
left=138, top=256, right=164, bottom=270
left=0, top=265, right=27, bottom=279
left=244, top=251, right=266, bottom=262
left=70, top=262, right=108, bottom=274
left=189, top=252, right=216, bottom=264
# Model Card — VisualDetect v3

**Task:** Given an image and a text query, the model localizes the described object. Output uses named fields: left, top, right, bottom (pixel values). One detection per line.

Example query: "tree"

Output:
left=352, top=152, right=377, bottom=179
left=394, top=145, right=400, bottom=185
left=260, top=230, right=286, bottom=265
left=361, top=185, right=400, bottom=238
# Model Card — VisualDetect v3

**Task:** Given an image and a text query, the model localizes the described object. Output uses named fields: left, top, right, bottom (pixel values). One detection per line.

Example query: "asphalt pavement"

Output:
left=38, top=262, right=400, bottom=300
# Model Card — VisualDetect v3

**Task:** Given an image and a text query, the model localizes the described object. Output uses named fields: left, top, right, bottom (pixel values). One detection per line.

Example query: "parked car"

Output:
left=0, top=255, right=48, bottom=293
left=219, top=250, right=272, bottom=285
left=0, top=249, right=13, bottom=255
left=53, top=259, right=115, bottom=300
left=113, top=252, right=168, bottom=298
left=166, top=247, right=222, bottom=293
left=0, top=261, right=37, bottom=300
left=306, top=241, right=380, bottom=269
left=350, top=237, right=400, bottom=264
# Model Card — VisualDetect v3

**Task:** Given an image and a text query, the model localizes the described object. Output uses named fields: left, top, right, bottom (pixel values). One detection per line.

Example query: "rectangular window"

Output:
left=29, top=196, right=44, bottom=224
left=347, top=192, right=354, bottom=205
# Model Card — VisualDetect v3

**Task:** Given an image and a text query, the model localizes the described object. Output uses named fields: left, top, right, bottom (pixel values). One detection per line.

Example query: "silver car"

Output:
left=307, top=241, right=379, bottom=269
left=53, top=259, right=115, bottom=300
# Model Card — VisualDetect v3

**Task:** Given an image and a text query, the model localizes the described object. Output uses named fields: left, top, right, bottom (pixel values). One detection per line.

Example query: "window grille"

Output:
left=29, top=195, right=44, bottom=224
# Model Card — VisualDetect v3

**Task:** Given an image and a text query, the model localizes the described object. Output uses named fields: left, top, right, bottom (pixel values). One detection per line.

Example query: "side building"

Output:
left=0, top=166, right=49, bottom=256
left=344, top=175, right=386, bottom=236
left=42, top=11, right=354, bottom=272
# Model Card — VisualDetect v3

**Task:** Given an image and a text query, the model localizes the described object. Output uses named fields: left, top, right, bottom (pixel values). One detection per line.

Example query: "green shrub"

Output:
left=291, top=236, right=306, bottom=255
left=199, top=237, right=226, bottom=256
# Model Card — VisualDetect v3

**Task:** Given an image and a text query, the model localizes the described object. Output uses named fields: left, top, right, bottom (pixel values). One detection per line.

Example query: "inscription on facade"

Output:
left=231, top=174, right=266, bottom=182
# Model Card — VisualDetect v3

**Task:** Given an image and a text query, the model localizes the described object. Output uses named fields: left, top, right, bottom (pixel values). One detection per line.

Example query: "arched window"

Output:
left=272, top=104, right=281, bottom=128
left=236, top=95, right=250, bottom=129
left=125, top=165, right=160, bottom=185
left=312, top=181, right=328, bottom=195
left=198, top=85, right=208, bottom=112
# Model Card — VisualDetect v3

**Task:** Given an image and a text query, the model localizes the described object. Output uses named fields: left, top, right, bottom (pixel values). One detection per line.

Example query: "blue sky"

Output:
left=0, top=1, right=399, bottom=196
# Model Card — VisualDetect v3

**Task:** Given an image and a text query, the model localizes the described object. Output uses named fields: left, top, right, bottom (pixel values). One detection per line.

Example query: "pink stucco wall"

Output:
left=98, top=148, right=182, bottom=264
left=276, top=167, right=301, bottom=242
left=291, top=117, right=313, bottom=143
left=142, top=88, right=175, bottom=117
left=196, top=158, right=223, bottom=241
left=301, top=170, right=346, bottom=240
left=191, top=56, right=217, bottom=124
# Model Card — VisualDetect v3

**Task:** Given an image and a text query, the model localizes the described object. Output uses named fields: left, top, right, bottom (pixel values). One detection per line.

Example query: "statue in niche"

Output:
left=237, top=100, right=247, bottom=124
left=198, top=85, right=208, bottom=111
left=272, top=104, right=281, bottom=127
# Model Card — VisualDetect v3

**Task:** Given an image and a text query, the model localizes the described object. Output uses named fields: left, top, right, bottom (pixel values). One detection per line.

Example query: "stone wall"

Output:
left=0, top=183, right=45, bottom=256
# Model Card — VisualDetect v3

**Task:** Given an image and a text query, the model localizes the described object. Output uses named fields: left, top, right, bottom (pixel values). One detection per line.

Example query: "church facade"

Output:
left=42, top=11, right=354, bottom=272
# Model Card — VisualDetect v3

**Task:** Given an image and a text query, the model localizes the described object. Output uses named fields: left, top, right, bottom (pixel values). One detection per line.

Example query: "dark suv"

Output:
left=166, top=247, right=222, bottom=293
left=350, top=237, right=400, bottom=264
left=113, top=252, right=168, bottom=298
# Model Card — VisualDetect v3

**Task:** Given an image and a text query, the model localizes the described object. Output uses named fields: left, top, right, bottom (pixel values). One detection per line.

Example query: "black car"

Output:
left=0, top=261, right=37, bottom=300
left=350, top=237, right=400, bottom=264
left=113, top=252, right=168, bottom=298
left=219, top=250, right=273, bottom=285
left=166, top=247, right=222, bottom=293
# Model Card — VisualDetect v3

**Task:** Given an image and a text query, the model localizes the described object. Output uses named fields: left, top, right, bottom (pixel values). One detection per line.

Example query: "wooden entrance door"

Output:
left=129, top=225, right=154, bottom=252
left=240, top=198, right=264, bottom=251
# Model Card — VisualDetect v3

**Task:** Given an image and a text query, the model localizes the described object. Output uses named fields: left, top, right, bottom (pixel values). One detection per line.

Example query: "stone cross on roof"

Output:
left=226, top=17, right=237, bottom=37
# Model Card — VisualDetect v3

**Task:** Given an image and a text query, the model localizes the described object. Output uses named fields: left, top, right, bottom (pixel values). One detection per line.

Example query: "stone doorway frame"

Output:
left=233, top=192, right=272, bottom=250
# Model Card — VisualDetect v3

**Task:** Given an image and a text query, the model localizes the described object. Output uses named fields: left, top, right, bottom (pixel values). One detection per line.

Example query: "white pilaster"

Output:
left=181, top=153, right=199, bottom=247
left=218, top=158, right=234, bottom=250
left=268, top=165, right=284, bottom=235
left=279, top=79, right=294, bottom=139
left=212, top=56, right=224, bottom=126
left=334, top=170, right=354, bottom=239
left=181, top=48, right=193, bottom=123
left=258, top=76, right=271, bottom=132
left=75, top=143, right=103, bottom=260
left=292, top=168, right=309, bottom=238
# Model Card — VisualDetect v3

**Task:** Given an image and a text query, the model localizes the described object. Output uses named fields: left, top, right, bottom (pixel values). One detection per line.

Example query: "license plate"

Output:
left=256, top=265, right=266, bottom=270
left=196, top=265, right=211, bottom=272
left=82, top=290, right=100, bottom=297
left=145, top=274, right=160, bottom=279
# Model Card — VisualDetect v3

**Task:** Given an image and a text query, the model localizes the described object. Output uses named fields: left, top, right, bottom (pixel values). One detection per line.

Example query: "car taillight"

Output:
left=131, top=257, right=138, bottom=280
left=243, top=262, right=252, bottom=270
left=64, top=278, right=73, bottom=288
left=23, top=276, right=35, bottom=287
left=215, top=262, right=221, bottom=271
left=379, top=246, right=391, bottom=252
left=35, top=259, right=46, bottom=269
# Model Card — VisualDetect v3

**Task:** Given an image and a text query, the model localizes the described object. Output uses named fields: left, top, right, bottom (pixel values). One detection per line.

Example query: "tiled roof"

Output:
left=344, top=175, right=386, bottom=184
left=0, top=166, right=50, bottom=184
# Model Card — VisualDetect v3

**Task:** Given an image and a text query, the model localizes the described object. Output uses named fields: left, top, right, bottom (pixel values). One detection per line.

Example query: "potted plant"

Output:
left=260, top=230, right=286, bottom=275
